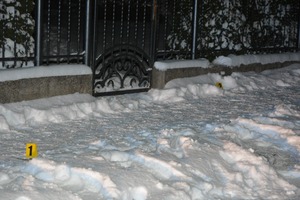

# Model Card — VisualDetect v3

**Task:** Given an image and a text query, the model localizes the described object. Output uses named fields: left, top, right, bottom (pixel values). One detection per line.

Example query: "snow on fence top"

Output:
left=0, top=65, right=92, bottom=82
left=213, top=52, right=300, bottom=67
left=154, top=52, right=300, bottom=71
left=154, top=59, right=211, bottom=71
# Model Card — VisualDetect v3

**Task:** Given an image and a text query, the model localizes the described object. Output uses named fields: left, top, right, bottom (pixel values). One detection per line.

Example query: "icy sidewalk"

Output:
left=0, top=64, right=299, bottom=199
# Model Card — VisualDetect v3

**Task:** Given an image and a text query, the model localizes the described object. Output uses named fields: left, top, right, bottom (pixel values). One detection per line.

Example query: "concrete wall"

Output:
left=0, top=61, right=298, bottom=103
left=0, top=74, right=92, bottom=103
left=152, top=61, right=299, bottom=89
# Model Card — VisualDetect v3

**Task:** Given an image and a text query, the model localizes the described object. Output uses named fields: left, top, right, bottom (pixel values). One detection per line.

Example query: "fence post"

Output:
left=150, top=0, right=158, bottom=63
left=191, top=0, right=198, bottom=59
left=35, top=0, right=43, bottom=66
left=84, top=0, right=92, bottom=66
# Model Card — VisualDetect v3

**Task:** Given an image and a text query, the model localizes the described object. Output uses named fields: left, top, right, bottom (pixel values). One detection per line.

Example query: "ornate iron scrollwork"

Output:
left=93, top=45, right=152, bottom=95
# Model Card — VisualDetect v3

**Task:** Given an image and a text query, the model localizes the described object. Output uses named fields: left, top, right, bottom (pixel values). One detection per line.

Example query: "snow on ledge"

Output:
left=154, top=59, right=210, bottom=71
left=154, top=52, right=300, bottom=70
left=213, top=52, right=300, bottom=67
left=0, top=64, right=92, bottom=82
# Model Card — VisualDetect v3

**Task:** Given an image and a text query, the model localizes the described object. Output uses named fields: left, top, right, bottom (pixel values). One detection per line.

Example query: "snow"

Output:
left=0, top=65, right=92, bottom=82
left=154, top=52, right=300, bottom=71
left=154, top=59, right=210, bottom=71
left=213, top=52, right=300, bottom=67
left=0, top=58, right=300, bottom=199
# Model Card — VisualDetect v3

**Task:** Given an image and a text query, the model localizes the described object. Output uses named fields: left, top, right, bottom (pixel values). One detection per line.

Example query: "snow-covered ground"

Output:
left=0, top=62, right=300, bottom=199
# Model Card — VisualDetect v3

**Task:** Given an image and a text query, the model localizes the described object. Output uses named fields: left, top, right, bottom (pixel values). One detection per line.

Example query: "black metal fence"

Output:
left=40, top=0, right=86, bottom=65
left=155, top=0, right=300, bottom=61
left=1, top=0, right=300, bottom=67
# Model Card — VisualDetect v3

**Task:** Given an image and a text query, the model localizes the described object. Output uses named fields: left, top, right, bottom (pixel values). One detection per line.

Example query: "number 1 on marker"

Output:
left=26, top=143, right=38, bottom=158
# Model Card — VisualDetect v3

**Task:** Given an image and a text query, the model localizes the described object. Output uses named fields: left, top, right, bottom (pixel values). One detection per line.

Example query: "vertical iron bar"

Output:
left=35, top=0, right=43, bottom=66
left=1, top=6, right=5, bottom=67
left=77, top=0, right=82, bottom=63
left=163, top=0, right=169, bottom=60
left=191, top=0, right=198, bottom=59
left=112, top=0, right=116, bottom=45
left=120, top=0, right=124, bottom=39
left=142, top=0, right=146, bottom=49
left=46, top=0, right=51, bottom=64
left=134, top=0, right=139, bottom=41
left=67, top=0, right=71, bottom=63
left=85, top=0, right=91, bottom=66
left=127, top=0, right=131, bottom=42
left=57, top=0, right=61, bottom=63
left=25, top=0, right=28, bottom=65
left=92, top=0, right=98, bottom=91
left=103, top=0, right=107, bottom=50
left=150, top=0, right=158, bottom=62
left=13, top=6, right=16, bottom=67
left=198, top=0, right=203, bottom=57
left=297, top=0, right=300, bottom=50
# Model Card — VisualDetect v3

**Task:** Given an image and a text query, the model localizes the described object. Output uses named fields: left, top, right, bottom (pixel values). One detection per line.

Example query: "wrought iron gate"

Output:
left=90, top=0, right=155, bottom=96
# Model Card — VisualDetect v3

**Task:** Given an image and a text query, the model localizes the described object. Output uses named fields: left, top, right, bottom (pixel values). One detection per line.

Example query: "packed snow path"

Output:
left=0, top=64, right=300, bottom=199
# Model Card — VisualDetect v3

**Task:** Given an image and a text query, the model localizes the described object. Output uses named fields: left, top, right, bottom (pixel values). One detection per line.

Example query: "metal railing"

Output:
left=38, top=0, right=86, bottom=65
left=155, top=0, right=300, bottom=61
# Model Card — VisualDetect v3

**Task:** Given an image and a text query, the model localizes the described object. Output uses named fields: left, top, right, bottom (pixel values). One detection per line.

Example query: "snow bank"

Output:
left=0, top=64, right=92, bottom=82
left=213, top=52, right=300, bottom=67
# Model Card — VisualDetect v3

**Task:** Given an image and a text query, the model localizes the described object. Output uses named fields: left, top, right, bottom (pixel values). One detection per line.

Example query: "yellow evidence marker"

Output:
left=26, top=143, right=38, bottom=158
left=215, top=82, right=223, bottom=89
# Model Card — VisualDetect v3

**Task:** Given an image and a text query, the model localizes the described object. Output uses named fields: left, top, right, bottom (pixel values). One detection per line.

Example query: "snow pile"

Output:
left=0, top=93, right=145, bottom=130
left=213, top=52, right=300, bottom=67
